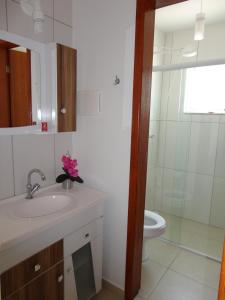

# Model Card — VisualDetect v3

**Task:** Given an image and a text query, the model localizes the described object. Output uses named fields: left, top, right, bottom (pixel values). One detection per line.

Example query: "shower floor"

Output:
left=156, top=211, right=225, bottom=261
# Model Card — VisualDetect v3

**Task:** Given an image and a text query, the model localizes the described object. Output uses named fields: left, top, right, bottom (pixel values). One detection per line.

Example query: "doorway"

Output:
left=125, top=0, right=225, bottom=299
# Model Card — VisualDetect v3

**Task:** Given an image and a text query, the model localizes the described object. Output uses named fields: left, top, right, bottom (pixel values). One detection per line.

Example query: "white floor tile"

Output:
left=135, top=296, right=144, bottom=300
left=170, top=250, right=221, bottom=289
left=139, top=261, right=167, bottom=299
left=159, top=211, right=225, bottom=259
left=147, top=239, right=181, bottom=267
left=149, top=270, right=217, bottom=300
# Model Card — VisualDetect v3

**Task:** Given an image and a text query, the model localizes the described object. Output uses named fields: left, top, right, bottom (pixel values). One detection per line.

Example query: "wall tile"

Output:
left=0, top=0, right=7, bottom=30
left=148, top=121, right=159, bottom=168
left=191, top=114, right=220, bottom=123
left=53, top=20, right=72, bottom=47
left=0, top=136, right=14, bottom=200
left=54, top=0, right=72, bottom=26
left=12, top=0, right=53, bottom=18
left=42, top=0, right=53, bottom=18
left=210, top=177, right=225, bottom=229
left=13, top=134, right=55, bottom=195
left=162, top=169, right=186, bottom=217
left=159, top=72, right=170, bottom=121
left=157, top=121, right=166, bottom=167
left=184, top=173, right=213, bottom=224
left=215, top=124, right=225, bottom=178
left=54, top=133, right=73, bottom=177
left=188, top=122, right=218, bottom=176
left=166, top=70, right=191, bottom=122
left=197, top=22, right=225, bottom=62
left=150, top=72, right=163, bottom=121
left=164, top=121, right=191, bottom=171
left=153, top=29, right=165, bottom=67
left=7, top=0, right=53, bottom=43
left=146, top=167, right=163, bottom=211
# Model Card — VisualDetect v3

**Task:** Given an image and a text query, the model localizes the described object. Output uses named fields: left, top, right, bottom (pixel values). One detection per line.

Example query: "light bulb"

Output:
left=194, top=12, right=206, bottom=41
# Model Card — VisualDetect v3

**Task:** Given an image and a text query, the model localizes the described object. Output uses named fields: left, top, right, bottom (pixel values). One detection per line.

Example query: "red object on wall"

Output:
left=41, top=122, right=48, bottom=132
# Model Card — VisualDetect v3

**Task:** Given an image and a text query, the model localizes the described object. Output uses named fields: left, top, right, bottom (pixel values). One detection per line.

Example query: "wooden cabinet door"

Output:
left=57, top=44, right=76, bottom=132
left=219, top=239, right=225, bottom=300
left=6, top=262, right=64, bottom=300
left=0, top=48, right=10, bottom=127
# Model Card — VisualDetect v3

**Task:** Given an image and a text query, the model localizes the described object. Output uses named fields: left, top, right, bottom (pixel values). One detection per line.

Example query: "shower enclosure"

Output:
left=146, top=18, right=225, bottom=261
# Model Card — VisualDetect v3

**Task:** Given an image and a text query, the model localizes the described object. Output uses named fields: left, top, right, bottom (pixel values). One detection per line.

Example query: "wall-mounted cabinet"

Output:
left=47, top=42, right=77, bottom=133
left=0, top=30, right=77, bottom=134
left=56, top=44, right=77, bottom=132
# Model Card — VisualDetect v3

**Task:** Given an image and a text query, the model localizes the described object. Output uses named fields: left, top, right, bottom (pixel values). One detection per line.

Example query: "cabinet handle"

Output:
left=58, top=275, right=64, bottom=283
left=34, top=264, right=41, bottom=272
left=61, top=108, right=67, bottom=114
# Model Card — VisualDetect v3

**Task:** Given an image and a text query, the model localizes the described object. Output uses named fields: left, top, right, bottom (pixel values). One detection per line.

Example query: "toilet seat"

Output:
left=143, top=210, right=166, bottom=239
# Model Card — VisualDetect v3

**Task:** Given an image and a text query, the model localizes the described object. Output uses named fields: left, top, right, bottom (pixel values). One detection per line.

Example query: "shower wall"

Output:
left=146, top=21, right=225, bottom=229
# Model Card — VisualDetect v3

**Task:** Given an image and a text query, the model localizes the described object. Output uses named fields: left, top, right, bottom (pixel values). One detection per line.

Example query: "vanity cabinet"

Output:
left=6, top=262, right=64, bottom=300
left=1, top=240, right=63, bottom=300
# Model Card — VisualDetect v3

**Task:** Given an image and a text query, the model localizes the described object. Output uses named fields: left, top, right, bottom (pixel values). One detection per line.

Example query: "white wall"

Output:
left=72, top=0, right=136, bottom=289
left=0, top=0, right=74, bottom=199
left=147, top=22, right=225, bottom=229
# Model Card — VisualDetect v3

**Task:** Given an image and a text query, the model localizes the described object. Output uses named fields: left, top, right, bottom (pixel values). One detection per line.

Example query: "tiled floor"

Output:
left=93, top=239, right=221, bottom=300
left=136, top=239, right=221, bottom=300
left=159, top=211, right=225, bottom=260
left=92, top=288, right=123, bottom=300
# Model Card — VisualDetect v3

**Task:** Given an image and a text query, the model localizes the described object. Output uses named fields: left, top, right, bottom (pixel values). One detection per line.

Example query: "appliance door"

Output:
left=64, top=238, right=102, bottom=300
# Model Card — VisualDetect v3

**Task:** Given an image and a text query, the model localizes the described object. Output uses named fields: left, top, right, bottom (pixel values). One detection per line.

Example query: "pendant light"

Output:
left=194, top=0, right=205, bottom=41
left=20, top=0, right=44, bottom=34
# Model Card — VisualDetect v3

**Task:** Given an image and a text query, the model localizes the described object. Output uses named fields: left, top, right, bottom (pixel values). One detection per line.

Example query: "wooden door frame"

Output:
left=125, top=0, right=187, bottom=299
left=218, top=239, right=225, bottom=300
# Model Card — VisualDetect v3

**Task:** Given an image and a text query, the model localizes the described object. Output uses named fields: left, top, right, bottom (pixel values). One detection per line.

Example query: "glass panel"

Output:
left=72, top=243, right=96, bottom=300
left=146, top=66, right=225, bottom=260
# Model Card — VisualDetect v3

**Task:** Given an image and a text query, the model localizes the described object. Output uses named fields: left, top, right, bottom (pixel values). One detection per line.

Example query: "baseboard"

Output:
left=102, top=279, right=124, bottom=297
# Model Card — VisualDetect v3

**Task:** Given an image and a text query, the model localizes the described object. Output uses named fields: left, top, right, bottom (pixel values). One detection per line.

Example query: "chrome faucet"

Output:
left=26, top=169, right=46, bottom=199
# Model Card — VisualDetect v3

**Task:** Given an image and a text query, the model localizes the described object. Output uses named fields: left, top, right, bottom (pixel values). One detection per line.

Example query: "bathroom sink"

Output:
left=14, top=195, right=72, bottom=218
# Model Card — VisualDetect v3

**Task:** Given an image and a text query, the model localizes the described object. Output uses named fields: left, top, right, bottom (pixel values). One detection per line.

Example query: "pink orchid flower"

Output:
left=61, top=155, right=79, bottom=177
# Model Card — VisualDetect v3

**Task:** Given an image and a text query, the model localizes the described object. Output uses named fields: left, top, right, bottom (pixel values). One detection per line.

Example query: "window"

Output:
left=183, top=64, right=225, bottom=114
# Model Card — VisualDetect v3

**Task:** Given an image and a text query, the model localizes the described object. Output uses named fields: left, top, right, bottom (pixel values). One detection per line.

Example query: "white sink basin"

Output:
left=15, top=195, right=72, bottom=218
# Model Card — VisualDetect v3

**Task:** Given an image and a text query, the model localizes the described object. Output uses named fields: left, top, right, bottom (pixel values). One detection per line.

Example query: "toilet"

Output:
left=142, top=210, right=166, bottom=262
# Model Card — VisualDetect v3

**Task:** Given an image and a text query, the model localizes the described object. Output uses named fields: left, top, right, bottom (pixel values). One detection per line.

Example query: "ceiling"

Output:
left=156, top=0, right=225, bottom=32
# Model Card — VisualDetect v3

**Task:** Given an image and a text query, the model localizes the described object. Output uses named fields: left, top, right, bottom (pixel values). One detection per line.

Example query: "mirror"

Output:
left=0, top=38, right=41, bottom=128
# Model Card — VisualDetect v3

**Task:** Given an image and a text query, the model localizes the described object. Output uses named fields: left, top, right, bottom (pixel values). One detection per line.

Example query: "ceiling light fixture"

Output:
left=194, top=12, right=206, bottom=41
left=20, top=0, right=44, bottom=34
left=194, top=0, right=205, bottom=41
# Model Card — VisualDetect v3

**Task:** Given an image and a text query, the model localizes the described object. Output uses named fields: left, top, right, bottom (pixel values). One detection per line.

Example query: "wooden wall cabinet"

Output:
left=0, top=240, right=64, bottom=300
left=56, top=44, right=77, bottom=132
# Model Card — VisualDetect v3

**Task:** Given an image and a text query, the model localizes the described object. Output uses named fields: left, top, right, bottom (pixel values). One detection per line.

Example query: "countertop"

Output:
left=0, top=184, right=106, bottom=254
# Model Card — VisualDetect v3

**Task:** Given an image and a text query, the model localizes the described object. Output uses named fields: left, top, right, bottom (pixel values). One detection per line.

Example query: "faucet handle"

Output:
left=31, top=183, right=41, bottom=194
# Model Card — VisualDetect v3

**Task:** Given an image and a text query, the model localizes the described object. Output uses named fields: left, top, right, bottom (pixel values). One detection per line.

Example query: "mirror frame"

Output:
left=0, top=30, right=52, bottom=135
